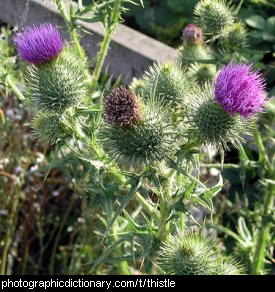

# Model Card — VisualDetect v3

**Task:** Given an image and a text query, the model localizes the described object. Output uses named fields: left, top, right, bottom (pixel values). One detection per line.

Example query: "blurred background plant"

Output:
left=0, top=0, right=274, bottom=275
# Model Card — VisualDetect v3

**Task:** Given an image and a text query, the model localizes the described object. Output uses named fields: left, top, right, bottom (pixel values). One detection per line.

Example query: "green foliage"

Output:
left=123, top=0, right=197, bottom=46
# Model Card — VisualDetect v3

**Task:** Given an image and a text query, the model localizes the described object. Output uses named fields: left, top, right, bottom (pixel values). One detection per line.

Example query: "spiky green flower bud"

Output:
left=26, top=46, right=88, bottom=113
left=100, top=94, right=175, bottom=170
left=157, top=230, right=222, bottom=275
left=178, top=44, right=213, bottom=66
left=32, top=112, right=69, bottom=144
left=220, top=22, right=247, bottom=52
left=188, top=63, right=217, bottom=84
left=157, top=230, right=244, bottom=275
left=186, top=84, right=250, bottom=151
left=129, top=78, right=146, bottom=97
left=142, top=62, right=191, bottom=106
left=194, top=0, right=235, bottom=38
left=219, top=257, right=245, bottom=275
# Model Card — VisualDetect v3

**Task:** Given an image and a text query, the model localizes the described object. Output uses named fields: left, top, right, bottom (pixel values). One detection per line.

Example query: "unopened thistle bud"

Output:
left=129, top=78, right=146, bottom=97
left=157, top=230, right=222, bottom=275
left=194, top=0, right=235, bottom=38
left=142, top=62, right=191, bottom=106
left=187, top=83, right=249, bottom=151
left=219, top=257, right=245, bottom=275
left=182, top=24, right=204, bottom=45
left=215, top=64, right=266, bottom=118
left=100, top=89, right=175, bottom=169
left=104, top=86, right=142, bottom=126
left=220, top=22, right=247, bottom=52
left=14, top=23, right=63, bottom=64
left=157, top=229, right=244, bottom=275
left=188, top=63, right=217, bottom=84
left=178, top=44, right=213, bottom=66
left=32, top=112, right=68, bottom=144
left=26, top=46, right=88, bottom=113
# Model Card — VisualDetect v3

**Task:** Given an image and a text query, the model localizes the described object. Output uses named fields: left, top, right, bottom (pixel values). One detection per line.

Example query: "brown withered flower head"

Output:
left=104, top=86, right=142, bottom=126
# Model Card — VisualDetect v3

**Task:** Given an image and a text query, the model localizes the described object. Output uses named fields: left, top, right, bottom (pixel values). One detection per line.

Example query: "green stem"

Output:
left=251, top=128, right=274, bottom=274
left=90, top=0, right=122, bottom=91
left=6, top=75, right=25, bottom=101
left=56, top=0, right=85, bottom=60
left=251, top=183, right=274, bottom=275
left=135, top=192, right=161, bottom=223
left=253, top=128, right=272, bottom=173
left=200, top=162, right=258, bottom=169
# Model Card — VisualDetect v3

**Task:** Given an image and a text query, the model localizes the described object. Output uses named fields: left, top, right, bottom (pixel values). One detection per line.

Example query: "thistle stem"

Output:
left=6, top=75, right=25, bottom=101
left=135, top=192, right=161, bottom=223
left=56, top=0, right=86, bottom=60
left=251, top=184, right=274, bottom=275
left=90, top=0, right=122, bottom=91
left=251, top=128, right=274, bottom=274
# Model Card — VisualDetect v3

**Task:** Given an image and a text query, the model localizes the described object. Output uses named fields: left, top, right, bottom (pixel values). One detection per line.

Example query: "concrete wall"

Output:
left=0, top=0, right=178, bottom=83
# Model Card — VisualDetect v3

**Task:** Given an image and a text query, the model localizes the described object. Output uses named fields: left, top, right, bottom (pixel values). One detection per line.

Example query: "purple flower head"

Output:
left=215, top=64, right=266, bottom=117
left=182, top=23, right=203, bottom=44
left=14, top=23, right=63, bottom=64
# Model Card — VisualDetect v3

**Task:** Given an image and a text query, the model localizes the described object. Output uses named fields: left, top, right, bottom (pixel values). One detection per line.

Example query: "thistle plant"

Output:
left=5, top=0, right=273, bottom=276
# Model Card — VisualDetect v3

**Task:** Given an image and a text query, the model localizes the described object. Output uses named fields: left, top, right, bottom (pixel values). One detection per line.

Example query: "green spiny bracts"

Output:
left=219, top=257, right=245, bottom=275
left=157, top=230, right=222, bottom=275
left=129, top=78, right=146, bottom=97
left=178, top=44, right=213, bottom=66
left=100, top=97, right=175, bottom=170
left=142, top=62, right=191, bottom=106
left=186, top=84, right=251, bottom=151
left=26, top=46, right=88, bottom=113
left=194, top=0, right=235, bottom=38
left=220, top=22, right=247, bottom=52
left=188, top=63, right=217, bottom=84
left=32, top=112, right=69, bottom=144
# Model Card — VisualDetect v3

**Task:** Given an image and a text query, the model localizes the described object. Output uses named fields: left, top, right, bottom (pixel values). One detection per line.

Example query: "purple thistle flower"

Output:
left=14, top=23, right=63, bottom=64
left=214, top=64, right=266, bottom=117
